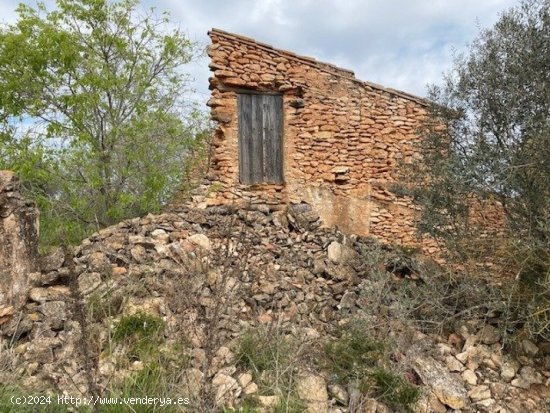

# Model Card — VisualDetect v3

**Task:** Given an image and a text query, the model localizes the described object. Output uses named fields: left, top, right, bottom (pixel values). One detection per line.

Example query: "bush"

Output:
left=322, top=325, right=419, bottom=412
left=112, top=313, right=165, bottom=343
left=235, top=326, right=306, bottom=412
left=408, top=0, right=549, bottom=328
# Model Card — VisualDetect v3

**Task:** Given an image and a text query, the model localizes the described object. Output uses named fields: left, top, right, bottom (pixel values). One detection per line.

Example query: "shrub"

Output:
left=112, top=313, right=164, bottom=343
left=322, top=324, right=419, bottom=412
left=235, top=326, right=305, bottom=412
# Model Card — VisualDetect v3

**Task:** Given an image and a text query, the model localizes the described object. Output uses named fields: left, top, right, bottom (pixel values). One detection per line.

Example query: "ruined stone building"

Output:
left=206, top=28, right=441, bottom=252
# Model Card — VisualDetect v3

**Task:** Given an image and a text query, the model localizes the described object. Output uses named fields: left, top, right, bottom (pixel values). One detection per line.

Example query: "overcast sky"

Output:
left=1, top=0, right=519, bottom=104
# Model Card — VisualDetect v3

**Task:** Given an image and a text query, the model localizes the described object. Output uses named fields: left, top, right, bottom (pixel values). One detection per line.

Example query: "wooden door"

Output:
left=238, top=93, right=283, bottom=184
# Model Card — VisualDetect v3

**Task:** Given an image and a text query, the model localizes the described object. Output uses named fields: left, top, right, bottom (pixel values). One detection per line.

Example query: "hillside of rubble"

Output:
left=0, top=202, right=549, bottom=413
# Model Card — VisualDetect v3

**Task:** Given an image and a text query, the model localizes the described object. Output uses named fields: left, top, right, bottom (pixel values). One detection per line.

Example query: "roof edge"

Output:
left=208, top=28, right=430, bottom=107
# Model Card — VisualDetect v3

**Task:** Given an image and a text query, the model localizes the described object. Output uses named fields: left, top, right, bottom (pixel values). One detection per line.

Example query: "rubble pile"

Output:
left=0, top=203, right=548, bottom=412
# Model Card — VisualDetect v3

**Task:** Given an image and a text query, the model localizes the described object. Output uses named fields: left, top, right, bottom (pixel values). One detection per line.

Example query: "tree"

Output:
left=410, top=0, right=549, bottom=339
left=413, top=0, right=549, bottom=273
left=0, top=0, right=207, bottom=245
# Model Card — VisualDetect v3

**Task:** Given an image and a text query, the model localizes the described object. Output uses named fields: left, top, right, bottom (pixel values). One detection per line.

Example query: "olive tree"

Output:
left=410, top=0, right=549, bottom=339
left=0, top=0, right=207, bottom=245
left=413, top=0, right=549, bottom=278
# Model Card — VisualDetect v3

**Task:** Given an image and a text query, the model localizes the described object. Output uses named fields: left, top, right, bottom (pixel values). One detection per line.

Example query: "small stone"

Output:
left=521, top=339, right=539, bottom=357
left=212, top=373, right=239, bottom=405
left=243, top=382, right=258, bottom=395
left=183, top=368, right=204, bottom=394
left=78, top=272, right=102, bottom=295
left=237, top=372, right=252, bottom=388
left=40, top=248, right=65, bottom=272
left=475, top=398, right=496, bottom=410
left=296, top=374, right=328, bottom=413
left=112, top=267, right=127, bottom=276
left=515, top=366, right=543, bottom=388
left=500, top=360, right=519, bottom=382
left=38, top=301, right=66, bottom=330
left=150, top=229, right=169, bottom=243
left=188, top=234, right=211, bottom=250
left=130, top=361, right=144, bottom=371
left=327, top=241, right=358, bottom=265
left=28, top=286, right=70, bottom=303
left=339, top=291, right=356, bottom=309
left=468, top=385, right=491, bottom=402
left=436, top=343, right=453, bottom=356
left=258, top=395, right=279, bottom=409
left=478, top=325, right=501, bottom=345
left=446, top=355, right=465, bottom=372
left=328, top=384, right=348, bottom=405
left=413, top=356, right=468, bottom=409
left=456, top=351, right=469, bottom=364
left=89, top=251, right=110, bottom=272
left=462, top=369, right=477, bottom=386
left=130, top=245, right=147, bottom=263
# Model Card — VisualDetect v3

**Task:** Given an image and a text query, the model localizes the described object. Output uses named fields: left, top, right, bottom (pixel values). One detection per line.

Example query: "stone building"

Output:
left=205, top=28, right=439, bottom=251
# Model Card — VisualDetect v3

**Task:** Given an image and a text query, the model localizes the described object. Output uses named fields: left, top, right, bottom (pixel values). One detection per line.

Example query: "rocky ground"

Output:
left=0, top=203, right=549, bottom=412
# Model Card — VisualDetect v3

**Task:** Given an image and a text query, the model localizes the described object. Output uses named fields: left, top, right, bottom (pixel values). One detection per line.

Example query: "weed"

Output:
left=112, top=313, right=164, bottom=343
left=322, top=324, right=419, bottom=412
left=371, top=369, right=420, bottom=411
left=236, top=328, right=293, bottom=377
left=235, top=325, right=306, bottom=413
left=323, top=328, right=383, bottom=384
left=87, top=291, right=122, bottom=322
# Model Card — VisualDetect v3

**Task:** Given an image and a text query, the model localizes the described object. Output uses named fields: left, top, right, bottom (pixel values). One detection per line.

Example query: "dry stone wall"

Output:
left=206, top=28, right=439, bottom=253
left=0, top=171, right=39, bottom=315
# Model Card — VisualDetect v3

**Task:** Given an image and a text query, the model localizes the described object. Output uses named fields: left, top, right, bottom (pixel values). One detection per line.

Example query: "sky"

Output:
left=0, top=0, right=520, bottom=105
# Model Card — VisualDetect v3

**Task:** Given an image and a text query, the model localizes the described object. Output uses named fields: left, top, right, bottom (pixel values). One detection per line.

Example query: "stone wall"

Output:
left=205, top=28, right=439, bottom=252
left=0, top=171, right=39, bottom=314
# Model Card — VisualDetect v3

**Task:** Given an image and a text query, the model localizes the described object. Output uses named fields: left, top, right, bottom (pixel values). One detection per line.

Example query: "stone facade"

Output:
left=0, top=171, right=39, bottom=313
left=206, top=28, right=439, bottom=252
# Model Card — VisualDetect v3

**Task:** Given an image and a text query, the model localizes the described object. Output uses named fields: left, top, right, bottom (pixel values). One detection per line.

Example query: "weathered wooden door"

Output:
left=237, top=93, right=283, bottom=184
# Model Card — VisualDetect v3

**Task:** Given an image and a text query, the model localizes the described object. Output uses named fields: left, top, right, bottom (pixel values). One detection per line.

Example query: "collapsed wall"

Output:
left=205, top=28, right=439, bottom=253
left=0, top=171, right=39, bottom=315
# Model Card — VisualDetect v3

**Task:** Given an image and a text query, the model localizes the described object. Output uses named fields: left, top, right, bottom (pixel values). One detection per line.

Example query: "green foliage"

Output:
left=371, top=369, right=420, bottom=411
left=272, top=396, right=307, bottom=413
left=323, top=329, right=383, bottom=384
left=410, top=0, right=549, bottom=283
left=235, top=327, right=305, bottom=411
left=0, top=0, right=209, bottom=246
left=408, top=0, right=549, bottom=340
left=223, top=396, right=261, bottom=413
left=323, top=325, right=419, bottom=411
left=87, top=291, right=122, bottom=322
left=112, top=312, right=164, bottom=343
left=236, top=328, right=294, bottom=378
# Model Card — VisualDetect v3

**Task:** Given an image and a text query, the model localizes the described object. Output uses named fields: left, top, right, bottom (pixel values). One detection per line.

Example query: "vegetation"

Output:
left=235, top=326, right=307, bottom=412
left=323, top=325, right=419, bottom=412
left=112, top=312, right=164, bottom=342
left=0, top=0, right=209, bottom=246
left=410, top=0, right=549, bottom=339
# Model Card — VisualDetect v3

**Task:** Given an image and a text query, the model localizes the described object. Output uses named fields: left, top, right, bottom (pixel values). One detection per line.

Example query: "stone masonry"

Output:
left=0, top=171, right=39, bottom=315
left=206, top=28, right=439, bottom=252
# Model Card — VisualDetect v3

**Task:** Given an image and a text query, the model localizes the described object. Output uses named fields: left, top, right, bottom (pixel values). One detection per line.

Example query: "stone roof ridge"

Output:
left=208, top=28, right=430, bottom=107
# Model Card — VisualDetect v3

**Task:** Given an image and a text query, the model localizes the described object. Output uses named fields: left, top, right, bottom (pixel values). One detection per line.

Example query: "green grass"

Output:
left=323, top=329, right=383, bottom=384
left=371, top=369, right=420, bottom=411
left=322, top=326, right=419, bottom=412
left=236, top=328, right=293, bottom=378
left=235, top=327, right=305, bottom=412
left=112, top=313, right=164, bottom=343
